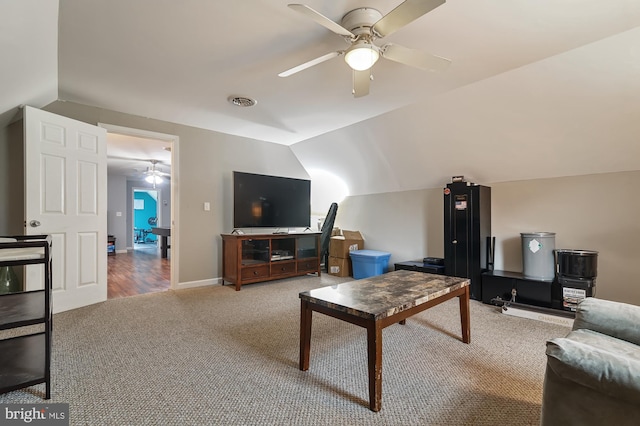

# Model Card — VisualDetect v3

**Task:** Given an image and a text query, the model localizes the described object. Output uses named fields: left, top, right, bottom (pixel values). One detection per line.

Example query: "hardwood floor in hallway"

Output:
left=107, top=248, right=170, bottom=299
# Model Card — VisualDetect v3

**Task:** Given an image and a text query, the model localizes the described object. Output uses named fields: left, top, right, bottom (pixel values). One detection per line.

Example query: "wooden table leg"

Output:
left=300, top=300, right=312, bottom=371
left=367, top=320, right=383, bottom=412
left=459, top=285, right=471, bottom=344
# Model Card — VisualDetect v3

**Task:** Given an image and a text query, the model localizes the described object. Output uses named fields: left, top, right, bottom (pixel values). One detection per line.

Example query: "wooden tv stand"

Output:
left=221, top=232, right=321, bottom=290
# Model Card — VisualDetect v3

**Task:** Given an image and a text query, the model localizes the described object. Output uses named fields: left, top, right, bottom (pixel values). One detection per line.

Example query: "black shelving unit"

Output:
left=0, top=235, right=52, bottom=399
left=481, top=270, right=553, bottom=308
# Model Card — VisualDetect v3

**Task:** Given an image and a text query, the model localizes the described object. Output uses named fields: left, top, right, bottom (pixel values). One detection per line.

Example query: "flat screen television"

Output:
left=233, top=171, right=311, bottom=229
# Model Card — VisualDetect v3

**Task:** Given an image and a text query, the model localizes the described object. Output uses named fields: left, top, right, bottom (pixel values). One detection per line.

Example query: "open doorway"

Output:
left=102, top=123, right=179, bottom=299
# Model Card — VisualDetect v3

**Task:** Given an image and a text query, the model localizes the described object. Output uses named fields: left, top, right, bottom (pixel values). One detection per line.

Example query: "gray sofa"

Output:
left=541, top=297, right=640, bottom=425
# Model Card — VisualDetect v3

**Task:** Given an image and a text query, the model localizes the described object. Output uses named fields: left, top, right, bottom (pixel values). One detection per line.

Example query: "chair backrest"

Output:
left=320, top=203, right=338, bottom=257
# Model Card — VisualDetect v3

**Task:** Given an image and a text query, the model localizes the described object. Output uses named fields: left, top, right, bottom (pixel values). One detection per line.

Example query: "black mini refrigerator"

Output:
left=444, top=181, right=491, bottom=300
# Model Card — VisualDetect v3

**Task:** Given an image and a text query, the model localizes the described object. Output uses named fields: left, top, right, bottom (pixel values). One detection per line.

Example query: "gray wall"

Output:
left=335, top=171, right=640, bottom=306
left=0, top=118, right=24, bottom=236
left=5, top=101, right=638, bottom=307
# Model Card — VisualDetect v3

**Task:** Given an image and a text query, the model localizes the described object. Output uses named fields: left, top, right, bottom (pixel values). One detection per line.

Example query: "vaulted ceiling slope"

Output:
left=0, top=0, right=58, bottom=127
left=292, top=25, right=640, bottom=194
left=2, top=1, right=640, bottom=195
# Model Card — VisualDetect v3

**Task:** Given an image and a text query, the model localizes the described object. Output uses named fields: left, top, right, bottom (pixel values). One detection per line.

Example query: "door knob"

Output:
left=452, top=240, right=457, bottom=244
left=30, top=220, right=41, bottom=227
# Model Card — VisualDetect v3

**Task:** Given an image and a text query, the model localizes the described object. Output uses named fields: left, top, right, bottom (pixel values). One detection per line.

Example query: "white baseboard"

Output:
left=502, top=305, right=574, bottom=328
left=176, top=277, right=223, bottom=289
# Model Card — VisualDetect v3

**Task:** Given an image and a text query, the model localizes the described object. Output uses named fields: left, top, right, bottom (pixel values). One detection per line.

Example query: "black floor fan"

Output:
left=320, top=203, right=338, bottom=271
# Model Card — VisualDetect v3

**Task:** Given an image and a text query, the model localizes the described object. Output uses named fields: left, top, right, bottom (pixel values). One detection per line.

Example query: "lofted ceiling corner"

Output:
left=0, top=0, right=59, bottom=128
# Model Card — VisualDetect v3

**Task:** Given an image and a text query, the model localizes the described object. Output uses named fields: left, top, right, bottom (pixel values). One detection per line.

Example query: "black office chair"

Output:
left=320, top=203, right=338, bottom=271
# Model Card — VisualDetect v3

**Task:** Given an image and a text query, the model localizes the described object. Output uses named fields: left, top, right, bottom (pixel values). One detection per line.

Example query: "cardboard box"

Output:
left=329, top=230, right=364, bottom=259
left=328, top=256, right=352, bottom=277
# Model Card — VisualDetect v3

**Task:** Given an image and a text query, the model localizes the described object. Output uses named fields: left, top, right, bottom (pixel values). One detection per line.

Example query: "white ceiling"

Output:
left=105, top=133, right=171, bottom=178
left=54, top=0, right=640, bottom=145
left=2, top=0, right=640, bottom=191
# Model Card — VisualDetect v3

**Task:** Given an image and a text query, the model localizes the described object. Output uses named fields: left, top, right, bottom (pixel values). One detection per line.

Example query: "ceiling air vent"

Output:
left=228, top=96, right=257, bottom=107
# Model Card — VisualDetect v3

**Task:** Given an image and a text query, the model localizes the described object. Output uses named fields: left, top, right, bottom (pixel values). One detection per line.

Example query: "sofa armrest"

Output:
left=573, top=297, right=640, bottom=346
left=546, top=332, right=640, bottom=405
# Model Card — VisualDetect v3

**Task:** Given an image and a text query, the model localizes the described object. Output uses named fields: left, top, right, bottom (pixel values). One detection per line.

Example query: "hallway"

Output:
left=107, top=249, right=170, bottom=299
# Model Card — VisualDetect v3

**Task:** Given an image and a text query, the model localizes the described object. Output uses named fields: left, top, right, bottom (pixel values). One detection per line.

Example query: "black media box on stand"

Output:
left=423, top=257, right=444, bottom=266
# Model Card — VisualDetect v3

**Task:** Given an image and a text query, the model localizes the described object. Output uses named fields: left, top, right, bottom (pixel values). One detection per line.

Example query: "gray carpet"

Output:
left=0, top=274, right=570, bottom=425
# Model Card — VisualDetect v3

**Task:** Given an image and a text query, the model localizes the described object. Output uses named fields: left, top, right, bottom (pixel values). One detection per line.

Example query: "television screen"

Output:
left=233, top=171, right=311, bottom=228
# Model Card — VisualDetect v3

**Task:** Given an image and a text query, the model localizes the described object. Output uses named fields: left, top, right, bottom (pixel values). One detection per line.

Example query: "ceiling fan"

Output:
left=143, top=160, right=170, bottom=188
left=278, top=0, right=451, bottom=97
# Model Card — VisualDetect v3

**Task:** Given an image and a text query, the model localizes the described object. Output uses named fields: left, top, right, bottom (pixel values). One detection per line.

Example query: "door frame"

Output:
left=99, top=123, right=179, bottom=290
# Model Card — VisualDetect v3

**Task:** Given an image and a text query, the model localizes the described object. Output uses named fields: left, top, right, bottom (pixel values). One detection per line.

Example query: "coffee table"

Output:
left=299, top=269, right=470, bottom=412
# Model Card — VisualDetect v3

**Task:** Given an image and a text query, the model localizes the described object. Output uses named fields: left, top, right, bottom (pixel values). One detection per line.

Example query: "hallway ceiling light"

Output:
left=144, top=160, right=169, bottom=188
left=145, top=175, right=163, bottom=184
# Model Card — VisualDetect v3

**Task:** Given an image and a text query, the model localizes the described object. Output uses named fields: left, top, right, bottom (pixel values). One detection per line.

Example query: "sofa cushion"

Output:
left=573, top=298, right=640, bottom=346
left=546, top=329, right=640, bottom=405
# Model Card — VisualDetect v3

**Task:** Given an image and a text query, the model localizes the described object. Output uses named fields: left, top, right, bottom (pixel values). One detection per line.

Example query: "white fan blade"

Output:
left=288, top=4, right=354, bottom=37
left=353, top=70, right=371, bottom=98
left=372, top=0, right=445, bottom=38
left=381, top=43, right=451, bottom=71
left=278, top=51, right=341, bottom=77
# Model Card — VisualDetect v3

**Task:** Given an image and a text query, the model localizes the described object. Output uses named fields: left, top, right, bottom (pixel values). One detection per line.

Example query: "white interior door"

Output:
left=24, top=106, right=108, bottom=313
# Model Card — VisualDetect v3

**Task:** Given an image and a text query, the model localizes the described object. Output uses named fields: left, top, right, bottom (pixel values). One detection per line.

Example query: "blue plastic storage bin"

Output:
left=350, top=250, right=391, bottom=279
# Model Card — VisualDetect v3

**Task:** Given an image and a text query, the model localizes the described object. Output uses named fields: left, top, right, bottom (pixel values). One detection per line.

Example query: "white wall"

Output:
left=107, top=174, right=127, bottom=251
left=334, top=189, right=441, bottom=263
left=336, top=171, right=640, bottom=306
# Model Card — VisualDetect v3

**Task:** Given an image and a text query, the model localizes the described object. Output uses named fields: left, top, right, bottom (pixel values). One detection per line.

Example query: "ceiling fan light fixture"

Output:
left=145, top=175, right=163, bottom=184
left=344, top=41, right=379, bottom=71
